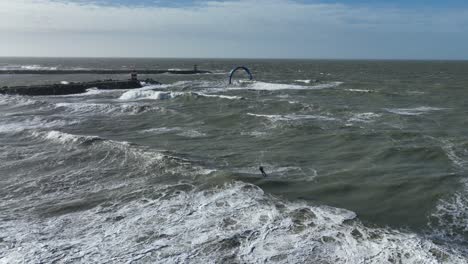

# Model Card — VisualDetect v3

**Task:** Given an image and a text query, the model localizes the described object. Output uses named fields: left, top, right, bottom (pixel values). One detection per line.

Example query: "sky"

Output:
left=1, top=0, right=468, bottom=59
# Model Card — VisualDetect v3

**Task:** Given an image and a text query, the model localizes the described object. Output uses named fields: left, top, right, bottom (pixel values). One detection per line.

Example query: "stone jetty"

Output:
left=0, top=79, right=160, bottom=96
left=0, top=69, right=212, bottom=75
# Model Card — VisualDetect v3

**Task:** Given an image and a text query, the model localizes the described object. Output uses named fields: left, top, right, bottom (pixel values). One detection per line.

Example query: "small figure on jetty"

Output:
left=259, top=166, right=268, bottom=177
left=130, top=70, right=138, bottom=81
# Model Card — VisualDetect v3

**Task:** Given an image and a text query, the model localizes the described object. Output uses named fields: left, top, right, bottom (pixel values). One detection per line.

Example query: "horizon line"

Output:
left=1, top=56, right=468, bottom=62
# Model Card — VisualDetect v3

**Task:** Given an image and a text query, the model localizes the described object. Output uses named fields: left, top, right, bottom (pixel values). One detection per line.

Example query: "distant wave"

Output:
left=0, top=64, right=95, bottom=71
left=228, top=81, right=343, bottom=91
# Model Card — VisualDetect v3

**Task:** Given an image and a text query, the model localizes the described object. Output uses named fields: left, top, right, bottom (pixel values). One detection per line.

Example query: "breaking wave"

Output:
left=2, top=181, right=466, bottom=263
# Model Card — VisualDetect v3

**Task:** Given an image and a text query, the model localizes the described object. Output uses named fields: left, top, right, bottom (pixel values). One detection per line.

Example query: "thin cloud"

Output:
left=1, top=0, right=468, bottom=58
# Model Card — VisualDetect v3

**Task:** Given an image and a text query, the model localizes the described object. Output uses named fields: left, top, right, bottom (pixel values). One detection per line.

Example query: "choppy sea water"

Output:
left=1, top=58, right=468, bottom=263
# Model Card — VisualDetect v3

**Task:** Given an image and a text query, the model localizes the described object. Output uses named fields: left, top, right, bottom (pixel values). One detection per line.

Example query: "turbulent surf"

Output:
left=1, top=58, right=468, bottom=263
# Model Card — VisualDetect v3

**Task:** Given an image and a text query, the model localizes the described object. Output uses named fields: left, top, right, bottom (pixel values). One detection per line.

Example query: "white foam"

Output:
left=440, top=140, right=468, bottom=169
left=226, top=81, right=343, bottom=91
left=294, top=79, right=311, bottom=84
left=20, top=65, right=58, bottom=71
left=176, top=129, right=207, bottom=138
left=241, top=131, right=268, bottom=137
left=38, top=130, right=101, bottom=145
left=2, top=181, right=465, bottom=263
left=235, top=166, right=318, bottom=181
left=141, top=127, right=206, bottom=138
left=0, top=64, right=55, bottom=71
left=0, top=95, right=38, bottom=107
left=348, top=112, right=382, bottom=123
left=195, top=92, right=243, bottom=100
left=430, top=190, right=468, bottom=250
left=56, top=102, right=158, bottom=115
left=385, top=106, right=446, bottom=116
left=248, top=113, right=337, bottom=122
left=119, top=90, right=180, bottom=101
left=0, top=117, right=75, bottom=134
left=140, top=127, right=182, bottom=134
left=345, top=89, right=373, bottom=93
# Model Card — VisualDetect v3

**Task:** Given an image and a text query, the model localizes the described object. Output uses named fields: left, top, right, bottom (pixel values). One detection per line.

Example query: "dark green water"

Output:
left=1, top=58, right=468, bottom=263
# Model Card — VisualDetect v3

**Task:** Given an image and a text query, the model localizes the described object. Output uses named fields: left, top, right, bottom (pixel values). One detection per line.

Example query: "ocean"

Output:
left=1, top=58, right=468, bottom=263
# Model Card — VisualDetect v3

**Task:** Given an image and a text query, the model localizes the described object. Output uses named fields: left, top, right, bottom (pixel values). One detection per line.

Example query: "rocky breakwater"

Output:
left=0, top=69, right=212, bottom=75
left=0, top=79, right=160, bottom=96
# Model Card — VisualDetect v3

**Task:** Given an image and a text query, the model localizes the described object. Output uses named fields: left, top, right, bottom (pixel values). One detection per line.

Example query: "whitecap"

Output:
left=119, top=90, right=180, bottom=101
left=35, top=130, right=102, bottom=145
left=241, top=131, right=268, bottom=137
left=348, top=112, right=382, bottom=123
left=345, top=89, right=373, bottom=93
left=234, top=166, right=318, bottom=181
left=294, top=80, right=311, bottom=84
left=385, top=106, right=446, bottom=116
left=232, top=81, right=343, bottom=91
left=0, top=117, right=76, bottom=134
left=0, top=95, right=38, bottom=107
left=55, top=102, right=158, bottom=115
left=20, top=65, right=58, bottom=71
left=195, top=92, right=243, bottom=100
left=176, top=129, right=207, bottom=138
left=140, top=127, right=183, bottom=134
left=247, top=113, right=337, bottom=122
